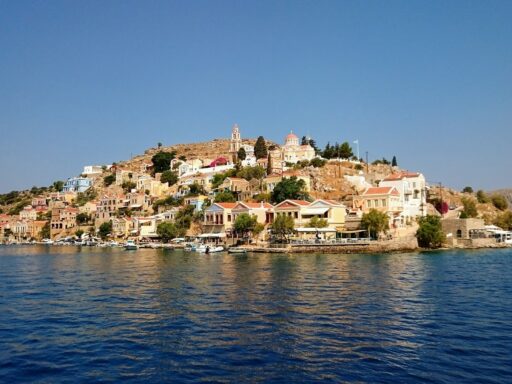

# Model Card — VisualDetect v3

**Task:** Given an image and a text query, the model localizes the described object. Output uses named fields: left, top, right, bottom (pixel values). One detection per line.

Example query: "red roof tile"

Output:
left=363, top=187, right=400, bottom=196
left=382, top=172, right=420, bottom=181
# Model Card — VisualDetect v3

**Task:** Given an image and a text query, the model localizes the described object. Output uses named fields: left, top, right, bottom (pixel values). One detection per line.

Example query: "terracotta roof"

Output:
left=214, top=202, right=237, bottom=209
left=288, top=199, right=310, bottom=206
left=236, top=202, right=273, bottom=209
left=363, top=187, right=400, bottom=196
left=382, top=172, right=420, bottom=181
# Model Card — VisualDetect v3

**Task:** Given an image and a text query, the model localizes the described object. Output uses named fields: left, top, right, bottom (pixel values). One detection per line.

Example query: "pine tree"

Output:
left=254, top=136, right=268, bottom=159
left=237, top=147, right=246, bottom=161
left=266, top=153, right=272, bottom=175
left=301, top=136, right=308, bottom=145
left=392, top=156, right=397, bottom=167
left=339, top=142, right=353, bottom=159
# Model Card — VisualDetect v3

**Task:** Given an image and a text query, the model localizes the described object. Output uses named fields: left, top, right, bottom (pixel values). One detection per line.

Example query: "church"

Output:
left=229, top=124, right=315, bottom=166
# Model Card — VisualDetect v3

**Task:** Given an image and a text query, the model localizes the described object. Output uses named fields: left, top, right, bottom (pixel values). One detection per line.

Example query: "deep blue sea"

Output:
left=0, top=246, right=511, bottom=383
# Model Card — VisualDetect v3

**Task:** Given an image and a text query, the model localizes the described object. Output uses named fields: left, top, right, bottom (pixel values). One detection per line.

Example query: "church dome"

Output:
left=285, top=131, right=299, bottom=146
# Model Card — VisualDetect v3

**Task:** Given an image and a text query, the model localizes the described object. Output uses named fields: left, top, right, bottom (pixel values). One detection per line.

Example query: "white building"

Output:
left=379, top=171, right=427, bottom=222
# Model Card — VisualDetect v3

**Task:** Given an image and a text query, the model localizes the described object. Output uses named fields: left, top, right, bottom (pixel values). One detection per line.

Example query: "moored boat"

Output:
left=124, top=240, right=138, bottom=250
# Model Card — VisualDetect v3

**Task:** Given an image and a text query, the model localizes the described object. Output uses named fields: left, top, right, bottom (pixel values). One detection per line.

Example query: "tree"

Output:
left=104, top=174, right=115, bottom=187
left=308, top=217, right=328, bottom=228
left=121, top=181, right=136, bottom=192
left=157, top=142, right=162, bottom=149
left=322, top=142, right=333, bottom=159
left=392, top=156, right=398, bottom=167
left=462, top=186, right=474, bottom=194
left=179, top=155, right=187, bottom=161
left=494, top=211, right=512, bottom=230
left=157, top=222, right=179, bottom=243
left=254, top=136, right=268, bottom=159
left=75, top=229, right=84, bottom=239
left=271, top=176, right=309, bottom=204
left=237, top=147, right=247, bottom=161
left=237, top=165, right=266, bottom=181
left=52, top=181, right=64, bottom=192
left=461, top=197, right=478, bottom=218
left=339, top=142, right=353, bottom=159
left=476, top=190, right=490, bottom=204
left=214, top=191, right=236, bottom=203
left=271, top=215, right=295, bottom=242
left=160, top=170, right=178, bottom=186
left=310, top=158, right=327, bottom=168
left=233, top=213, right=258, bottom=239
left=76, top=213, right=90, bottom=225
left=98, top=221, right=112, bottom=240
left=151, top=151, right=176, bottom=174
left=361, top=209, right=389, bottom=239
left=416, top=215, right=445, bottom=248
left=491, top=194, right=508, bottom=211
left=188, top=183, right=206, bottom=196
left=266, top=153, right=272, bottom=175
left=41, top=222, right=50, bottom=239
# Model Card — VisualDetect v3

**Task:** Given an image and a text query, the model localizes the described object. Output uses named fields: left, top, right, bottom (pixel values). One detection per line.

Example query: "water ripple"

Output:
left=0, top=246, right=512, bottom=383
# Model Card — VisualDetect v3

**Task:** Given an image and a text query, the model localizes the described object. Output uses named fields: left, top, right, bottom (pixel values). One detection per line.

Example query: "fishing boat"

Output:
left=124, top=240, right=138, bottom=250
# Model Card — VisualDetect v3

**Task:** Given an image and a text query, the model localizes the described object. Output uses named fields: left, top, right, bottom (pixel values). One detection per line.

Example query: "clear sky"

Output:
left=1, top=0, right=511, bottom=193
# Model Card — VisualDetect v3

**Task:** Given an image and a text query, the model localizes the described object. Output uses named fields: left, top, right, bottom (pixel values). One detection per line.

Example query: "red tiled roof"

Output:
left=382, top=172, right=420, bottom=181
left=237, top=202, right=273, bottom=209
left=363, top=187, right=400, bottom=196
left=289, top=199, right=310, bottom=206
left=215, top=202, right=237, bottom=209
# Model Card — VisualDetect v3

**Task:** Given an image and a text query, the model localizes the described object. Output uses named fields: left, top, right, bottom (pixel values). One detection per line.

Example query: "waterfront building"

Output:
left=112, top=217, right=133, bottom=239
left=379, top=171, right=427, bottom=222
left=95, top=194, right=127, bottom=227
left=354, top=187, right=403, bottom=227
left=202, top=202, right=237, bottom=237
left=50, top=205, right=78, bottom=239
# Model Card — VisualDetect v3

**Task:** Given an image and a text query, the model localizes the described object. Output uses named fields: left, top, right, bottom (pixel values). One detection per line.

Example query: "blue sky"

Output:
left=1, top=0, right=511, bottom=193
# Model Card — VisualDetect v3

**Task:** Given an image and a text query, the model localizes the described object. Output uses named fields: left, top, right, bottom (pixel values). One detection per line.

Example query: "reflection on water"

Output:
left=1, top=246, right=511, bottom=383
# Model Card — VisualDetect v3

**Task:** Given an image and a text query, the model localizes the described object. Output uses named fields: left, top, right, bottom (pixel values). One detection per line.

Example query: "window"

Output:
left=294, top=212, right=298, bottom=219
left=227, top=215, right=231, bottom=222
left=368, top=200, right=372, bottom=208
left=374, top=199, right=379, bottom=207
left=382, top=199, right=386, bottom=207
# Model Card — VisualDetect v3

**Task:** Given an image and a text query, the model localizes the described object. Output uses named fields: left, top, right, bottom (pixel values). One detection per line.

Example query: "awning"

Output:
left=198, top=233, right=226, bottom=238
left=295, top=227, right=337, bottom=233
left=301, top=207, right=329, bottom=216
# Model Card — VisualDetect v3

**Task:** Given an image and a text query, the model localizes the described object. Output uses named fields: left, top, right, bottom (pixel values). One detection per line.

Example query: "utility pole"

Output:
left=439, top=182, right=443, bottom=216
left=365, top=151, right=369, bottom=173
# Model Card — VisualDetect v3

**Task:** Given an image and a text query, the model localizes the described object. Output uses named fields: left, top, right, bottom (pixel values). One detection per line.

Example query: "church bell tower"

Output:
left=229, top=124, right=242, bottom=161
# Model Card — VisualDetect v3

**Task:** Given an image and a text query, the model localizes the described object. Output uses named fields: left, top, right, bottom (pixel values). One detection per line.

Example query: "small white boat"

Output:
left=124, top=240, right=138, bottom=250
left=197, top=245, right=224, bottom=254
left=41, top=238, right=54, bottom=245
